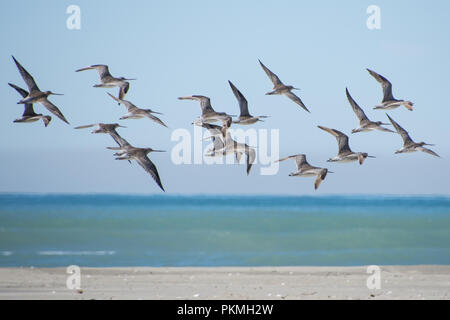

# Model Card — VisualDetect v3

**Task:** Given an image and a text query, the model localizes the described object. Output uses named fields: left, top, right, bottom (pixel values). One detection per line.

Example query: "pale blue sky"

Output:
left=0, top=0, right=449, bottom=195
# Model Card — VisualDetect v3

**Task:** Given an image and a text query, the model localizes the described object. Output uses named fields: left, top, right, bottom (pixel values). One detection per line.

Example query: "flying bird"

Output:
left=318, top=125, right=375, bottom=165
left=107, top=93, right=167, bottom=128
left=107, top=135, right=166, bottom=191
left=367, top=68, right=413, bottom=111
left=276, top=154, right=331, bottom=190
left=11, top=56, right=69, bottom=124
left=8, top=83, right=51, bottom=127
left=197, top=122, right=226, bottom=154
left=205, top=125, right=256, bottom=175
left=228, top=80, right=267, bottom=125
left=75, top=64, right=135, bottom=101
left=259, top=59, right=310, bottom=113
left=178, top=95, right=233, bottom=125
left=345, top=88, right=393, bottom=133
left=386, top=114, right=439, bottom=157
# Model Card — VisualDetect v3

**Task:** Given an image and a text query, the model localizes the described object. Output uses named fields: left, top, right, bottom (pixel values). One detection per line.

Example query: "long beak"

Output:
left=124, top=78, right=137, bottom=81
left=381, top=122, right=391, bottom=126
left=150, top=111, right=163, bottom=115
left=425, top=143, right=435, bottom=146
left=152, top=150, right=166, bottom=152
left=367, top=155, right=376, bottom=158
left=293, top=87, right=301, bottom=91
left=327, top=171, right=335, bottom=174
left=118, top=125, right=127, bottom=128
left=51, top=93, right=64, bottom=96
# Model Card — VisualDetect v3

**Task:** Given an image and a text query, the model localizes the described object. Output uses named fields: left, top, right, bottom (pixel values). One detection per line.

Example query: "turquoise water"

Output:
left=0, top=194, right=449, bottom=267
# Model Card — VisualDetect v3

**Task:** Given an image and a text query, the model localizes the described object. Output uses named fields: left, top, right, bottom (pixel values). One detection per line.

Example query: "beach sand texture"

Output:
left=0, top=265, right=449, bottom=300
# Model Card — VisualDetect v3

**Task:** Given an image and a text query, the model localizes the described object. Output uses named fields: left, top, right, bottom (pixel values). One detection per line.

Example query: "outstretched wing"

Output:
left=9, top=83, right=36, bottom=116
left=12, top=56, right=39, bottom=92
left=40, top=99, right=69, bottom=124
left=259, top=60, right=283, bottom=87
left=245, top=146, right=256, bottom=175
left=284, top=91, right=310, bottom=112
left=367, top=68, right=395, bottom=102
left=417, top=147, right=440, bottom=158
left=346, top=88, right=369, bottom=123
left=76, top=65, right=112, bottom=80
left=314, top=168, right=328, bottom=190
left=146, top=113, right=168, bottom=128
left=178, top=95, right=215, bottom=115
left=277, top=154, right=308, bottom=171
left=318, top=125, right=351, bottom=154
left=74, top=124, right=96, bottom=129
left=107, top=92, right=134, bottom=111
left=228, top=81, right=250, bottom=117
left=135, top=155, right=165, bottom=191
left=386, top=114, right=413, bottom=146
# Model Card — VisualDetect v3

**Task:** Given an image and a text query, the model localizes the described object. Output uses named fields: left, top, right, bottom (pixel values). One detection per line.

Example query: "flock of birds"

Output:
left=8, top=56, right=440, bottom=192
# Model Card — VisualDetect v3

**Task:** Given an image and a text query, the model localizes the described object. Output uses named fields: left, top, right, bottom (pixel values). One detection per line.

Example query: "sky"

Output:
left=0, top=0, right=449, bottom=195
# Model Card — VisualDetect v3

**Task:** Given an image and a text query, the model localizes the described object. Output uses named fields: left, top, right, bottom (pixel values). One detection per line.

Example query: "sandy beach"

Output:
left=0, top=265, right=449, bottom=300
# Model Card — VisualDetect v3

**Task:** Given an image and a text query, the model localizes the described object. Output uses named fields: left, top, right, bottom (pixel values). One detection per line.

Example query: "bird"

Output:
left=197, top=122, right=226, bottom=154
left=11, top=56, right=69, bottom=124
left=178, top=95, right=233, bottom=125
left=8, top=83, right=51, bottom=127
left=106, top=134, right=165, bottom=191
left=74, top=122, right=126, bottom=142
left=205, top=125, right=256, bottom=175
left=228, top=81, right=268, bottom=125
left=367, top=68, right=413, bottom=111
left=345, top=88, right=393, bottom=133
left=276, top=154, right=331, bottom=190
left=258, top=59, right=310, bottom=112
left=75, top=64, right=136, bottom=101
left=386, top=114, right=439, bottom=157
left=106, top=93, right=167, bottom=128
left=318, top=125, right=375, bottom=164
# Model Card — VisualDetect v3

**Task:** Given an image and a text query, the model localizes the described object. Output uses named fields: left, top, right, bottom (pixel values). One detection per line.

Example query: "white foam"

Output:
left=37, top=250, right=116, bottom=256
left=1, top=251, right=13, bottom=256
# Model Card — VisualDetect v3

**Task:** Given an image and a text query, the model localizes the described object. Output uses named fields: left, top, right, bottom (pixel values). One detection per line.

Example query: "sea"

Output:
left=0, top=194, right=449, bottom=267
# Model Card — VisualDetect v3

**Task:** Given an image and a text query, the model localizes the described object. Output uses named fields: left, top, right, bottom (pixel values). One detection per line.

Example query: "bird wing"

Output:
left=8, top=82, right=29, bottom=98
left=200, top=123, right=225, bottom=150
left=107, top=92, right=134, bottom=110
left=12, top=56, right=40, bottom=92
left=277, top=154, right=307, bottom=171
left=74, top=124, right=96, bottom=129
left=284, top=91, right=310, bottom=112
left=135, top=155, right=165, bottom=191
left=8, top=83, right=36, bottom=116
left=346, top=88, right=369, bottom=123
left=245, top=146, right=256, bottom=175
left=108, top=130, right=132, bottom=149
left=386, top=114, right=413, bottom=146
left=76, top=65, right=112, bottom=80
left=228, top=81, right=250, bottom=117
left=119, top=82, right=130, bottom=100
left=178, top=95, right=215, bottom=114
left=259, top=60, right=283, bottom=87
left=318, top=126, right=351, bottom=154
left=40, top=99, right=69, bottom=124
left=367, top=69, right=395, bottom=102
left=417, top=147, right=440, bottom=157
left=146, top=113, right=168, bottom=128
left=314, top=168, right=328, bottom=190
